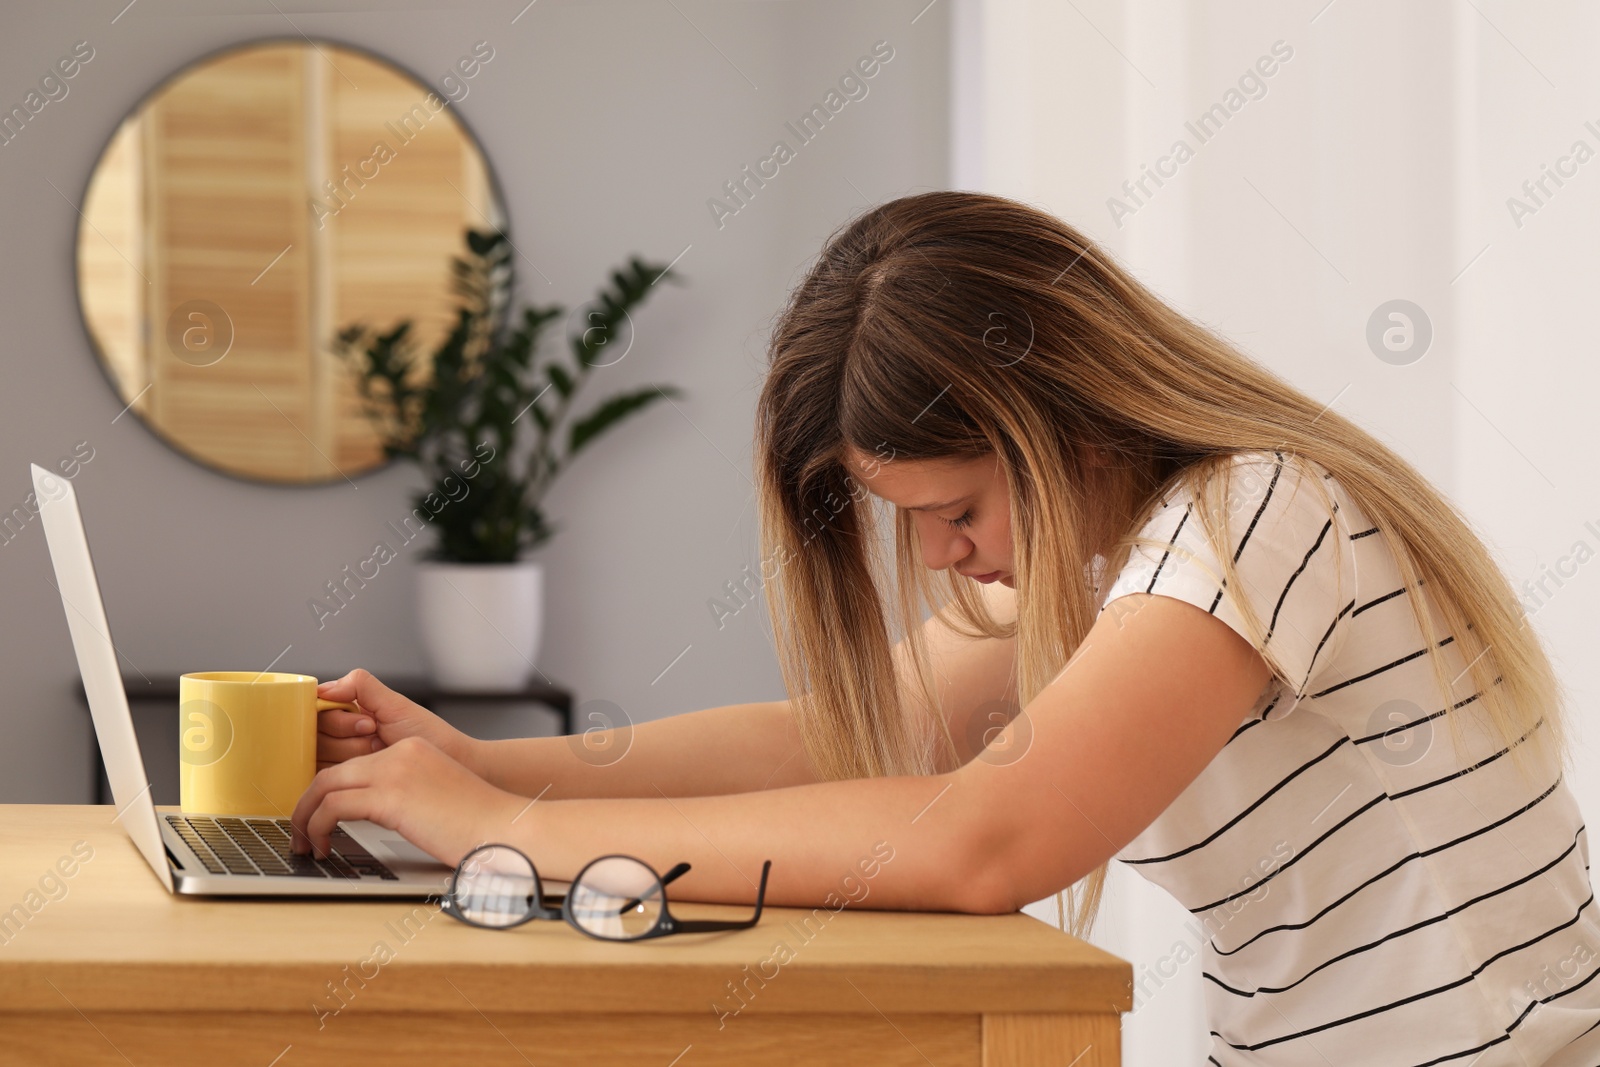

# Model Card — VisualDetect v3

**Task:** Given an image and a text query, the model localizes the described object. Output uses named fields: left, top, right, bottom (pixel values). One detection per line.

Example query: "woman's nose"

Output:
left=919, top=527, right=972, bottom=572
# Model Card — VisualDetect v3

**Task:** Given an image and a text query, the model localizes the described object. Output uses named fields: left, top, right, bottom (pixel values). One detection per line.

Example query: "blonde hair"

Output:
left=753, top=190, right=1567, bottom=939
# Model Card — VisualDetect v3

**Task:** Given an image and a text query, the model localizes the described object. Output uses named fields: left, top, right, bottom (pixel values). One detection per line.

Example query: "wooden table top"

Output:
left=0, top=805, right=1133, bottom=1018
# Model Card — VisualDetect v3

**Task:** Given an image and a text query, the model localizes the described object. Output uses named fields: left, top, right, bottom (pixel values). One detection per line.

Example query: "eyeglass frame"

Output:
left=439, top=842, right=773, bottom=942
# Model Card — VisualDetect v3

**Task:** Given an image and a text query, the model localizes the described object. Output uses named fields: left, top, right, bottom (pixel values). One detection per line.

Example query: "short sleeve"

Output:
left=1095, top=451, right=1360, bottom=703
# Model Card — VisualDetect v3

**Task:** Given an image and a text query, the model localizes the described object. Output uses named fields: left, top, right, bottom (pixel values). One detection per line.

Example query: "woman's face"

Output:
left=844, top=447, right=1014, bottom=588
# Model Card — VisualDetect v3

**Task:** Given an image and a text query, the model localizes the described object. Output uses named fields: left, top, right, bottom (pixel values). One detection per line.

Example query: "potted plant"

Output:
left=335, top=229, right=682, bottom=690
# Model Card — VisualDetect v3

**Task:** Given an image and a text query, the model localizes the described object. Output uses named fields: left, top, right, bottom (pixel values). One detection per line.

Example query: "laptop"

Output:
left=33, top=462, right=459, bottom=897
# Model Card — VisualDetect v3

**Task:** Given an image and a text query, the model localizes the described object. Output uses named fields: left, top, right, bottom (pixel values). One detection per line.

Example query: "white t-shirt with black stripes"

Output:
left=1096, top=450, right=1600, bottom=1066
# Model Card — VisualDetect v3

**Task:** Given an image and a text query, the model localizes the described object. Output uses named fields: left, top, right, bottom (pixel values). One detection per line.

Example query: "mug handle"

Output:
left=316, top=698, right=361, bottom=714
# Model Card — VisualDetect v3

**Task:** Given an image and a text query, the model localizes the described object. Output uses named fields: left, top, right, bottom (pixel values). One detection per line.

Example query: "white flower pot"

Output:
left=415, top=560, right=544, bottom=691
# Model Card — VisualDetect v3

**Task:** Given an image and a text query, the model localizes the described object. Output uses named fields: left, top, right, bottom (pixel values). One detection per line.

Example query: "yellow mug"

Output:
left=178, top=671, right=357, bottom=817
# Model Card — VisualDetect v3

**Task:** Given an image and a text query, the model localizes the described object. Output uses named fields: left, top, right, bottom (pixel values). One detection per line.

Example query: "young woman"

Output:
left=294, top=191, right=1600, bottom=1065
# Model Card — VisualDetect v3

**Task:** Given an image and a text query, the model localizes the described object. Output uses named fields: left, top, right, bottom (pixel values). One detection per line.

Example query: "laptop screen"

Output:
left=33, top=463, right=173, bottom=890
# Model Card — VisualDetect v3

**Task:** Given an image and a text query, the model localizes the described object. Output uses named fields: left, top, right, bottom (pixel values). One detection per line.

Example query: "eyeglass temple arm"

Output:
left=612, top=861, right=693, bottom=914
left=665, top=859, right=772, bottom=933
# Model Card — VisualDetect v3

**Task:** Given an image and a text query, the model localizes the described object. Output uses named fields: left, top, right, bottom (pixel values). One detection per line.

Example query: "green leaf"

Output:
left=466, top=229, right=505, bottom=256
left=567, top=385, right=681, bottom=458
left=546, top=362, right=575, bottom=399
left=334, top=230, right=687, bottom=562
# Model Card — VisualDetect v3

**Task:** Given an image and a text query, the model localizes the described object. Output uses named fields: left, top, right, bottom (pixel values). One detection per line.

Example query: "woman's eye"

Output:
left=942, top=510, right=973, bottom=530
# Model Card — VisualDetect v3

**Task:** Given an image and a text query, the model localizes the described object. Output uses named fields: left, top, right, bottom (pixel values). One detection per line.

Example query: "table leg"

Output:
left=982, top=1013, right=1121, bottom=1066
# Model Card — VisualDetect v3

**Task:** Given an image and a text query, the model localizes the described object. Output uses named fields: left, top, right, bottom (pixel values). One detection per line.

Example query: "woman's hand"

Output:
left=290, top=735, right=526, bottom=865
left=316, top=668, right=483, bottom=777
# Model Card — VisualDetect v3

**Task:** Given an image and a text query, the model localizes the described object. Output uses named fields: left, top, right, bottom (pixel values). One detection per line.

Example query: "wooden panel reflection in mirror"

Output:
left=76, top=39, right=504, bottom=484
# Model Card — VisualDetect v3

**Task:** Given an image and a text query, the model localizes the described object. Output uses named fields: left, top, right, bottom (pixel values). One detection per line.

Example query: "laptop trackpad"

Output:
left=341, top=820, right=449, bottom=872
left=340, top=820, right=571, bottom=893
left=374, top=834, right=434, bottom=865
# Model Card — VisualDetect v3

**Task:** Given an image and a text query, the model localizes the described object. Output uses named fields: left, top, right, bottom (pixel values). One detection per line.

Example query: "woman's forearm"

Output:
left=469, top=700, right=821, bottom=801
left=497, top=765, right=1006, bottom=914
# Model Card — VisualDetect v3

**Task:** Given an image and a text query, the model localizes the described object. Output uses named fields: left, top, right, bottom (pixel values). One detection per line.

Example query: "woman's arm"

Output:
left=472, top=700, right=816, bottom=799
left=320, top=580, right=1021, bottom=801
left=475, top=581, right=1023, bottom=797
left=292, top=592, right=1272, bottom=913
left=317, top=672, right=820, bottom=799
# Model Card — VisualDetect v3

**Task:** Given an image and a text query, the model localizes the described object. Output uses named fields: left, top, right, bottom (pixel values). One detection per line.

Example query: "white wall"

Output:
left=1454, top=2, right=1600, bottom=832
left=0, top=0, right=949, bottom=802
left=955, top=0, right=1594, bottom=1062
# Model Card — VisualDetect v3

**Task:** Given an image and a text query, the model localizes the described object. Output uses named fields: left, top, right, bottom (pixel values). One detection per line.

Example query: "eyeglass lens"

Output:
left=451, top=844, right=541, bottom=928
left=567, top=856, right=666, bottom=940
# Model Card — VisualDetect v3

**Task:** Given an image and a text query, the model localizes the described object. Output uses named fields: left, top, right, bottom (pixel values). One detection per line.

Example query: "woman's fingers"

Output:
left=318, top=669, right=420, bottom=725
left=317, top=733, right=382, bottom=764
left=315, top=669, right=363, bottom=703
left=316, top=707, right=380, bottom=766
left=292, top=758, right=375, bottom=854
left=296, top=786, right=384, bottom=857
left=318, top=707, right=376, bottom=739
left=317, top=667, right=395, bottom=705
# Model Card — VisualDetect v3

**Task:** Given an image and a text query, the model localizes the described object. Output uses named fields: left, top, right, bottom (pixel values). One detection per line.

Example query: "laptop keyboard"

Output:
left=166, top=815, right=398, bottom=880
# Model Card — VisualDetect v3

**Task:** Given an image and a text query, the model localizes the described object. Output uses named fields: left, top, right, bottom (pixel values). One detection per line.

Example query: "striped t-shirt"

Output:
left=1095, top=450, right=1600, bottom=1066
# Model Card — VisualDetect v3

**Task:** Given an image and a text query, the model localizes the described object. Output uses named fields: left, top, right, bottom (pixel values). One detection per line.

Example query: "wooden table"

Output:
left=0, top=806, right=1132, bottom=1066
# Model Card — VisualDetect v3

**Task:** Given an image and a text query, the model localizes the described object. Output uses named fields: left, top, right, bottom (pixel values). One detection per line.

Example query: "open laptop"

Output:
left=33, top=462, right=459, bottom=897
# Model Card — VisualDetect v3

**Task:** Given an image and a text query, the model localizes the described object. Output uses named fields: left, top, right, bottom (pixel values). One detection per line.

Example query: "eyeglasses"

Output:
left=440, top=843, right=773, bottom=942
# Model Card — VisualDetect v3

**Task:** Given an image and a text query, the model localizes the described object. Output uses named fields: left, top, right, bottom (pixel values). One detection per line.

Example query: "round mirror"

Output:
left=75, top=38, right=506, bottom=484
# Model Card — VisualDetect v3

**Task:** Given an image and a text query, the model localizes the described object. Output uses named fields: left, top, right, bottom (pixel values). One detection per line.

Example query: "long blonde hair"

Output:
left=753, top=190, right=1568, bottom=939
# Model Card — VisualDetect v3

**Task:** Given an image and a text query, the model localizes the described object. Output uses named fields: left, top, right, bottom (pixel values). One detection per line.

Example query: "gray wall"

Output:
left=0, top=0, right=950, bottom=801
